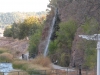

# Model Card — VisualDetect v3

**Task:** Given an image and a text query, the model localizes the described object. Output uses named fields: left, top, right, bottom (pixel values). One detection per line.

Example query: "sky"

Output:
left=0, top=0, right=49, bottom=12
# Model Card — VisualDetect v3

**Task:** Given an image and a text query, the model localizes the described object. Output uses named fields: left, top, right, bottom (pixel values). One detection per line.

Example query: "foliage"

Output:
left=82, top=18, right=99, bottom=34
left=28, top=16, right=45, bottom=56
left=30, top=55, right=51, bottom=67
left=48, top=40, right=58, bottom=55
left=81, top=18, right=98, bottom=69
left=3, top=15, right=45, bottom=60
left=4, top=16, right=45, bottom=39
left=49, top=20, right=77, bottom=66
left=49, top=0, right=58, bottom=7
left=13, top=56, right=51, bottom=72
left=11, top=22, right=20, bottom=39
left=56, top=20, right=77, bottom=49
left=60, top=53, right=69, bottom=66
left=80, top=40, right=97, bottom=69
left=28, top=30, right=41, bottom=55
left=13, top=60, right=29, bottom=70
left=4, top=25, right=12, bottom=37
left=0, top=12, right=46, bottom=28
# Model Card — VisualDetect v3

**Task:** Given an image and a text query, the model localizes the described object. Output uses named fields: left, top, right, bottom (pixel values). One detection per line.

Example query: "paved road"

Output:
left=52, top=64, right=75, bottom=71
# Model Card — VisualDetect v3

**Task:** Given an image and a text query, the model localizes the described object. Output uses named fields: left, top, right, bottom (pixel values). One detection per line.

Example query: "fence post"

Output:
left=79, top=65, right=82, bottom=75
left=67, top=67, right=68, bottom=75
left=18, top=71, right=19, bottom=75
left=3, top=72, right=4, bottom=75
left=45, top=70, right=46, bottom=75
left=56, top=69, right=57, bottom=75
left=86, top=69, right=88, bottom=75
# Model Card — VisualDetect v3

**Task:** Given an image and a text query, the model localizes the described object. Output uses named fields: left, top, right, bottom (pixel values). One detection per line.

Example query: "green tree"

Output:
left=4, top=25, right=12, bottom=37
left=56, top=20, right=77, bottom=49
left=49, top=20, right=77, bottom=66
left=28, top=16, right=45, bottom=57
left=80, top=18, right=98, bottom=69
left=11, top=22, right=20, bottom=39
left=28, top=30, right=42, bottom=57
left=4, top=16, right=45, bottom=39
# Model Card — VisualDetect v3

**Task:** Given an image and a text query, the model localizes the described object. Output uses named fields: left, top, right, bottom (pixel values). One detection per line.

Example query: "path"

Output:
left=20, top=52, right=75, bottom=71
left=52, top=64, right=75, bottom=71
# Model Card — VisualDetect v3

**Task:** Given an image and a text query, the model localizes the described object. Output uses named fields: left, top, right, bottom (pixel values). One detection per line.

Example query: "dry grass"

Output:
left=13, top=60, right=29, bottom=70
left=12, top=55, right=52, bottom=75
left=0, top=48, right=9, bottom=54
left=0, top=52, right=13, bottom=62
left=8, top=71, right=29, bottom=75
left=30, top=55, right=52, bottom=67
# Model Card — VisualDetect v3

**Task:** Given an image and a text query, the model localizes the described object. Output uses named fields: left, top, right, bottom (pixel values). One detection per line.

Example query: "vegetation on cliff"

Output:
left=45, top=0, right=100, bottom=69
left=80, top=18, right=99, bottom=69
left=48, top=20, right=77, bottom=67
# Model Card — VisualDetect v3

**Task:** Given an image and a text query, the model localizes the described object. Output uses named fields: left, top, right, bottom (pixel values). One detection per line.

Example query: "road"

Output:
left=52, top=64, right=75, bottom=71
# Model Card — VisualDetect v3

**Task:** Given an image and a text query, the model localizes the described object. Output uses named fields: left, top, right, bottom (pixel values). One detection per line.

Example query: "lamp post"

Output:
left=79, top=34, right=100, bottom=75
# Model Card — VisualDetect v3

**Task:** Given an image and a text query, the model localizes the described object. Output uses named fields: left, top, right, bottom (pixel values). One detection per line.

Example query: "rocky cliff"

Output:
left=39, top=0, right=100, bottom=67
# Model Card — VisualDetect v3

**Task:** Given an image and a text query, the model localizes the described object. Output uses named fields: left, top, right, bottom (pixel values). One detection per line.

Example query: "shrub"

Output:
left=0, top=53, right=13, bottom=62
left=30, top=55, right=51, bottom=67
left=12, top=55, right=52, bottom=73
left=13, top=60, right=29, bottom=70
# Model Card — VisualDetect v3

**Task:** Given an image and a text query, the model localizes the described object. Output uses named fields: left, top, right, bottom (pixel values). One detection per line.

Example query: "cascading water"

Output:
left=43, top=8, right=58, bottom=56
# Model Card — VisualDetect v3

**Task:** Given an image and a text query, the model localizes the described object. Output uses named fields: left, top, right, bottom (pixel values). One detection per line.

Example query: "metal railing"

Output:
left=0, top=68, right=97, bottom=75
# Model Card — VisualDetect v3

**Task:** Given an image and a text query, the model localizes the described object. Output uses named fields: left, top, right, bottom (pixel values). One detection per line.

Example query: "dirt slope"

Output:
left=0, top=37, right=29, bottom=57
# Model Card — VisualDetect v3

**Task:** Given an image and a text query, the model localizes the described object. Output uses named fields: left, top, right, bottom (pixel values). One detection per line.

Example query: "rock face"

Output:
left=39, top=0, right=100, bottom=66
left=38, top=15, right=53, bottom=54
left=38, top=9, right=60, bottom=54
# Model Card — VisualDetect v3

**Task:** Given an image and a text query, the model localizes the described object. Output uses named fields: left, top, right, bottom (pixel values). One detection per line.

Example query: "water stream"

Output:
left=0, top=63, right=13, bottom=75
left=43, top=8, right=58, bottom=56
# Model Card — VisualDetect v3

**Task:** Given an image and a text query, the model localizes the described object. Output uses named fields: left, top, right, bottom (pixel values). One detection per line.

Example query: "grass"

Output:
left=12, top=55, right=52, bottom=75
left=0, top=47, right=96, bottom=75
left=30, top=55, right=52, bottom=67
left=13, top=55, right=52, bottom=70
left=0, top=47, right=52, bottom=72
left=0, top=51, right=96, bottom=75
left=13, top=60, right=29, bottom=70
left=8, top=71, right=29, bottom=75
left=0, top=47, right=13, bottom=62
left=0, top=48, right=9, bottom=54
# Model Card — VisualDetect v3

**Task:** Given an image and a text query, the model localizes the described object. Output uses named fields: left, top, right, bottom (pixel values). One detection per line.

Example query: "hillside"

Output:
left=0, top=37, right=29, bottom=57
left=39, top=0, right=100, bottom=68
left=0, top=12, right=46, bottom=28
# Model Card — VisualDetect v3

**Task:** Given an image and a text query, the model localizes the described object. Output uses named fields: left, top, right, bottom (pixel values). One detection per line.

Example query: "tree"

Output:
left=28, top=16, right=45, bottom=57
left=11, top=22, right=20, bottom=39
left=81, top=18, right=98, bottom=69
left=4, top=25, right=12, bottom=37
left=49, top=20, right=77, bottom=66
left=4, top=16, right=46, bottom=39
left=28, top=30, right=42, bottom=57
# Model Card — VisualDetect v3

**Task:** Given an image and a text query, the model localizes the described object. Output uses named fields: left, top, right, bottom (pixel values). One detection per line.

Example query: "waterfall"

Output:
left=43, top=8, right=58, bottom=56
